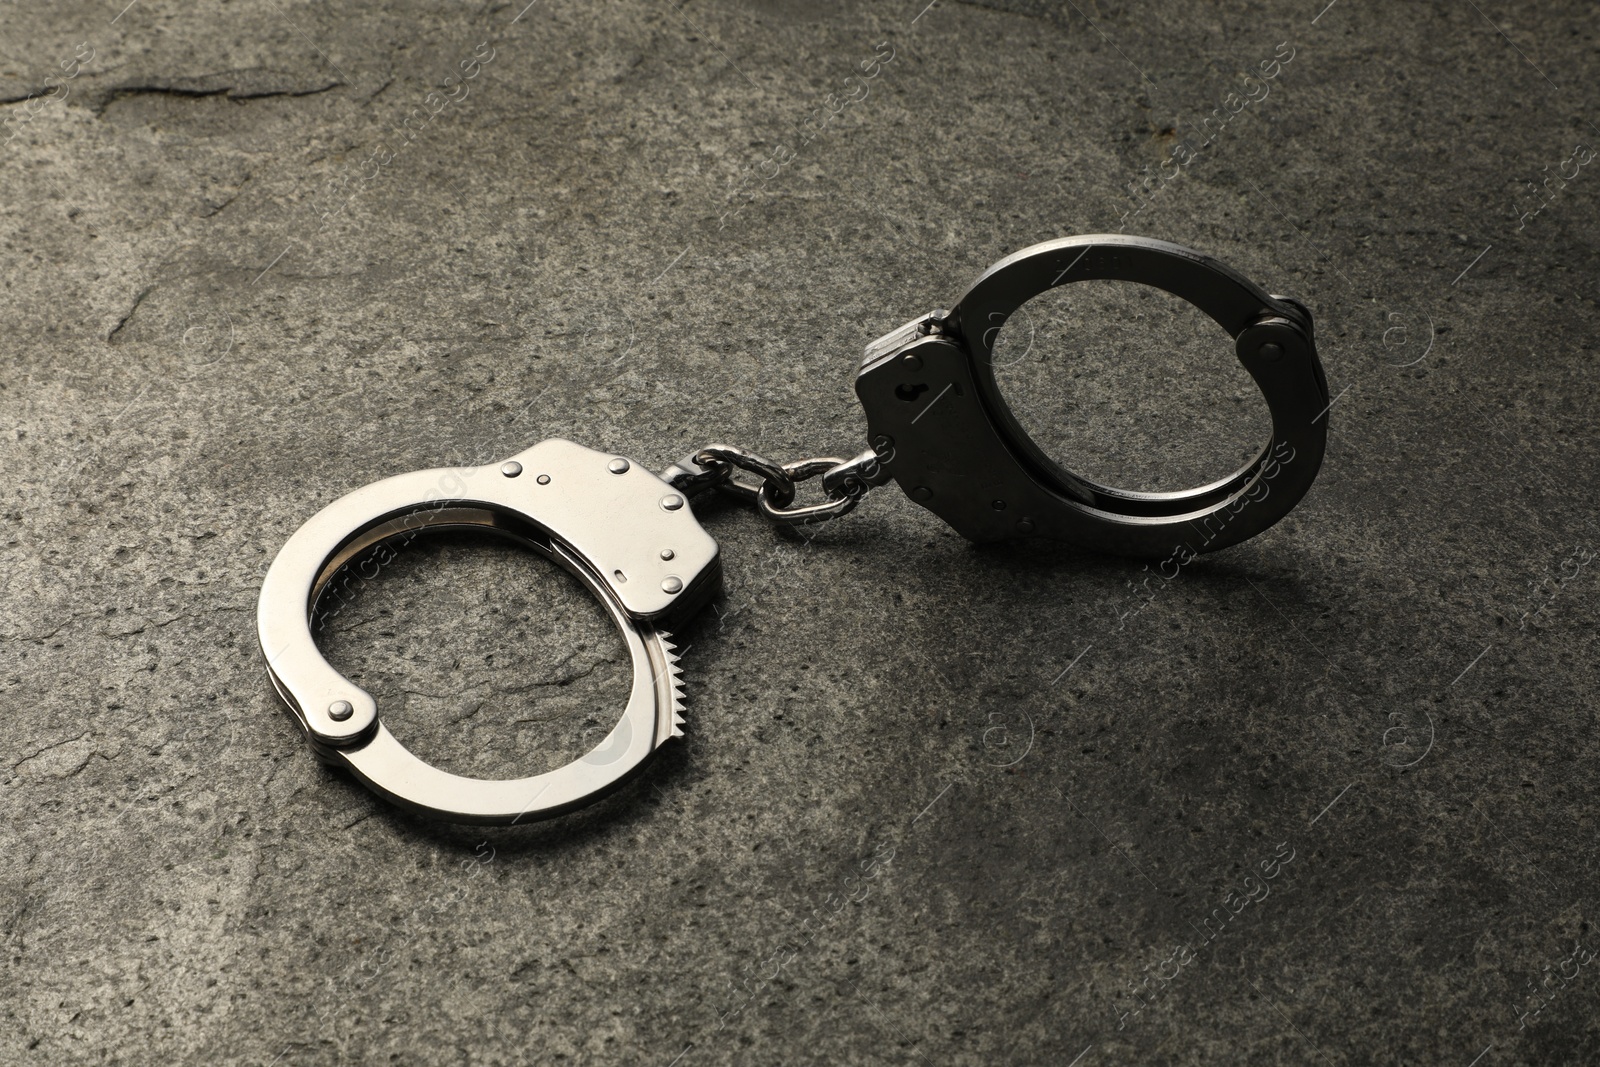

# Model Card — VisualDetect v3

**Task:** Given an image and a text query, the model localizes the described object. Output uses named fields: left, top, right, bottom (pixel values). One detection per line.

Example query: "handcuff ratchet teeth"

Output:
left=257, top=235, right=1328, bottom=824
left=257, top=438, right=717, bottom=824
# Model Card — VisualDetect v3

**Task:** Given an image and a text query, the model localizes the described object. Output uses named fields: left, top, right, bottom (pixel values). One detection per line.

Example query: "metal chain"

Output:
left=696, top=444, right=797, bottom=508
left=754, top=456, right=855, bottom=525
left=660, top=442, right=891, bottom=527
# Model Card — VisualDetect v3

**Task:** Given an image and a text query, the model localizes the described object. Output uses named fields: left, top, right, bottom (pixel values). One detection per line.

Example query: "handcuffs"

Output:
left=257, top=235, right=1328, bottom=824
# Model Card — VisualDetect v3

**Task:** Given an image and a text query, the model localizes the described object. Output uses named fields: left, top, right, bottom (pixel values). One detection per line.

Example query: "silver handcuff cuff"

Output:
left=257, top=235, right=1328, bottom=824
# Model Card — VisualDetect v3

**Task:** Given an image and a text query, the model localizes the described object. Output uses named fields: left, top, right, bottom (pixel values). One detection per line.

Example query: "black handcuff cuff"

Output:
left=257, top=234, right=1328, bottom=823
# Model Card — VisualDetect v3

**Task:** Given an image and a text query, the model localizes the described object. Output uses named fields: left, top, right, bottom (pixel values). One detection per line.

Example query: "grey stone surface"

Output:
left=3, top=0, right=1599, bottom=1063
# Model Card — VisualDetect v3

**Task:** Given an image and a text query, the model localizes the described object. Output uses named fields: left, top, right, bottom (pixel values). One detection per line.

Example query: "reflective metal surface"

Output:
left=695, top=443, right=797, bottom=507
left=258, top=236, right=1332, bottom=824
left=854, top=235, right=1328, bottom=556
left=256, top=439, right=719, bottom=824
left=667, top=443, right=879, bottom=527
left=754, top=456, right=859, bottom=526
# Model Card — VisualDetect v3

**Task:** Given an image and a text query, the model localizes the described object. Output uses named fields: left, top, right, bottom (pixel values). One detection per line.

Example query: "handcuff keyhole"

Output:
left=895, top=382, right=929, bottom=402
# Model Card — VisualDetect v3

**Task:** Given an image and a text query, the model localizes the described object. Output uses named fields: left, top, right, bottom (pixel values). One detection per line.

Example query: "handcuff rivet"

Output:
left=255, top=239, right=1327, bottom=826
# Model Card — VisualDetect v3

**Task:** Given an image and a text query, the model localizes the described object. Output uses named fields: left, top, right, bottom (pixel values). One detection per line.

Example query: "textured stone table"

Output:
left=3, top=0, right=1598, bottom=1063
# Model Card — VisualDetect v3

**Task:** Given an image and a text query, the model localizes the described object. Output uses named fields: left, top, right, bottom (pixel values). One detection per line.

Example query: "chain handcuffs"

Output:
left=257, top=235, right=1328, bottom=824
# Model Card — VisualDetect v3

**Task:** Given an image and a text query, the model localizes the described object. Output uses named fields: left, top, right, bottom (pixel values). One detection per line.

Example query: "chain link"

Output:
left=695, top=444, right=796, bottom=508
left=756, top=456, right=858, bottom=526
left=661, top=442, right=887, bottom=527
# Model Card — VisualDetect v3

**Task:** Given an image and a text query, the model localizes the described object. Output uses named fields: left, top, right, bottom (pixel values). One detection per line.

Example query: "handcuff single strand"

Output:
left=257, top=235, right=1329, bottom=824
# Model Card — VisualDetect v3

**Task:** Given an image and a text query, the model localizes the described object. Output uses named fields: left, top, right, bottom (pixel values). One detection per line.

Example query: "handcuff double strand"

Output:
left=256, top=235, right=1329, bottom=824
